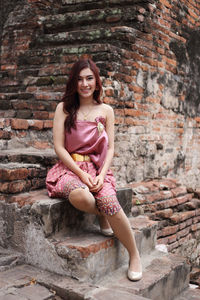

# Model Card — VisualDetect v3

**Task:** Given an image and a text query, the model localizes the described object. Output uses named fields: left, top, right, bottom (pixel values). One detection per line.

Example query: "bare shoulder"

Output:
left=56, top=101, right=64, bottom=112
left=101, top=103, right=114, bottom=115
left=55, top=102, right=68, bottom=116
left=54, top=102, right=68, bottom=124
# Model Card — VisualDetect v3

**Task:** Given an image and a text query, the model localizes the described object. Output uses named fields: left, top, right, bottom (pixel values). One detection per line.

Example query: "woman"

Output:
left=46, top=58, right=142, bottom=281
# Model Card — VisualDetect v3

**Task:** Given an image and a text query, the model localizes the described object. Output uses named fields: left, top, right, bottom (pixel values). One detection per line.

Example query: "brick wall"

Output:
left=131, top=179, right=200, bottom=266
left=1, top=0, right=200, bottom=190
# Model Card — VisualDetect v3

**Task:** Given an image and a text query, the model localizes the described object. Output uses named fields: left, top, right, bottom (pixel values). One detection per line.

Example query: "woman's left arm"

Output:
left=91, top=105, right=115, bottom=192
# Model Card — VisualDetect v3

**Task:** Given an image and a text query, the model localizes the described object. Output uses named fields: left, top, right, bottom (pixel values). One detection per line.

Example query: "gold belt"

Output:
left=71, top=153, right=91, bottom=162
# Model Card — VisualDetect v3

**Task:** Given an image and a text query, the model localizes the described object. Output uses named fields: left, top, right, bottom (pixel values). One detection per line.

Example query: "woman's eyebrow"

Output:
left=78, top=75, right=94, bottom=79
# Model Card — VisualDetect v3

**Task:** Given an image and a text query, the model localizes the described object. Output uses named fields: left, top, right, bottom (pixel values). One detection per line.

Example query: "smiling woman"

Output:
left=46, top=57, right=142, bottom=281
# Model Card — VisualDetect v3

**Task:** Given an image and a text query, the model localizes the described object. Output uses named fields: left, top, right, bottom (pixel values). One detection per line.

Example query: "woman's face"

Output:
left=77, top=68, right=96, bottom=100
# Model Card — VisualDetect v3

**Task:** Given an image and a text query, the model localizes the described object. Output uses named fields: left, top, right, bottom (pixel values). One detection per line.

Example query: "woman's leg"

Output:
left=107, top=209, right=142, bottom=273
left=69, top=187, right=100, bottom=215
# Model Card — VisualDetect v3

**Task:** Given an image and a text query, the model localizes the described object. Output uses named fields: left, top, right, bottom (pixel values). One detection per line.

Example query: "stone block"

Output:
left=99, top=253, right=190, bottom=300
left=116, top=187, right=132, bottom=216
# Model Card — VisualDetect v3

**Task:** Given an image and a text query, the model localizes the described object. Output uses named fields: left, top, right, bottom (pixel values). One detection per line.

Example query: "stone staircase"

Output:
left=0, top=182, right=197, bottom=299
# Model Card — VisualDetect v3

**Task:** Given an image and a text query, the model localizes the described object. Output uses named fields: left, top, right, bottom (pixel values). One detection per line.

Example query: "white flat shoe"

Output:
left=127, top=269, right=142, bottom=281
left=100, top=228, right=114, bottom=237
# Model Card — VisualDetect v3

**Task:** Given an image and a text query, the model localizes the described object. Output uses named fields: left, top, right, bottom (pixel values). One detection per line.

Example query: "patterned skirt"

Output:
left=46, top=161, right=121, bottom=216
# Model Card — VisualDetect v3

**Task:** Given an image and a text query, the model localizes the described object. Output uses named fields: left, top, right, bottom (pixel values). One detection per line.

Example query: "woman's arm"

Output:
left=100, top=104, right=115, bottom=178
left=91, top=104, right=115, bottom=192
left=53, top=102, right=94, bottom=188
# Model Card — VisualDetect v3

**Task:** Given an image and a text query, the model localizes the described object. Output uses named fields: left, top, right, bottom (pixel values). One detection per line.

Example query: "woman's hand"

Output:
left=90, top=174, right=104, bottom=193
left=79, top=171, right=94, bottom=189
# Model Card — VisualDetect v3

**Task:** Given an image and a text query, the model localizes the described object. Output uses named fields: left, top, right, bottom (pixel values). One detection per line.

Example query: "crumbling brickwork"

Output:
left=131, top=179, right=200, bottom=266
left=1, top=0, right=200, bottom=190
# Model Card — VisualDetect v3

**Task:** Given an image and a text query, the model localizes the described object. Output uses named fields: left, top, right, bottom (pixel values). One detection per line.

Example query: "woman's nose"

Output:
left=82, top=79, right=88, bottom=86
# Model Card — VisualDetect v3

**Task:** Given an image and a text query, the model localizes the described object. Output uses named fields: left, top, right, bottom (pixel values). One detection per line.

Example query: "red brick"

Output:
left=0, top=130, right=11, bottom=139
left=178, top=234, right=192, bottom=246
left=155, top=208, right=173, bottom=219
left=0, top=168, right=28, bottom=181
left=11, top=119, right=29, bottom=130
left=0, top=182, right=9, bottom=193
left=105, top=15, right=121, bottom=23
left=66, top=238, right=114, bottom=258
left=195, top=208, right=200, bottom=216
left=157, top=236, right=169, bottom=245
left=30, top=140, right=51, bottom=149
left=160, top=225, right=179, bottom=237
left=177, top=227, right=190, bottom=240
left=156, top=198, right=178, bottom=210
left=191, top=223, right=200, bottom=232
left=168, top=234, right=177, bottom=244
left=170, top=211, right=196, bottom=224
left=167, top=241, right=179, bottom=251
left=193, top=216, right=200, bottom=223
left=8, top=180, right=30, bottom=194
left=105, top=89, right=114, bottom=97
left=1, top=64, right=17, bottom=71
left=33, top=111, right=49, bottom=120
left=43, top=120, right=53, bottom=128
left=176, top=194, right=193, bottom=205
left=28, top=120, right=44, bottom=130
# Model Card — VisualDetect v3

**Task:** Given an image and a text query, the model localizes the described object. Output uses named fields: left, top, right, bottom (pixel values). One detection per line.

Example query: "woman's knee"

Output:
left=69, top=188, right=93, bottom=209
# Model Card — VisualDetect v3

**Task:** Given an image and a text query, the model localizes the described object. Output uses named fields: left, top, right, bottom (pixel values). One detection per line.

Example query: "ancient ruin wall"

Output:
left=0, top=0, right=200, bottom=190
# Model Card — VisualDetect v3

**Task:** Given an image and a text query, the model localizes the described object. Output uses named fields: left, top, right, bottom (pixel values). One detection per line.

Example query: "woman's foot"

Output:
left=127, top=251, right=142, bottom=281
left=98, top=215, right=114, bottom=237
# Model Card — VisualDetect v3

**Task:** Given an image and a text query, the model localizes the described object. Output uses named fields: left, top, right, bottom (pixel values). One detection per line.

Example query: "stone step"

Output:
left=35, top=27, right=137, bottom=50
left=0, top=250, right=190, bottom=300
left=95, top=252, right=190, bottom=300
left=25, top=214, right=155, bottom=282
left=56, top=0, right=141, bottom=14
left=175, top=287, right=200, bottom=300
left=0, top=187, right=156, bottom=281
left=41, top=6, right=139, bottom=34
left=0, top=186, right=133, bottom=245
left=1, top=187, right=133, bottom=235
left=0, top=149, right=56, bottom=166
left=31, top=215, right=156, bottom=282
left=0, top=264, right=149, bottom=300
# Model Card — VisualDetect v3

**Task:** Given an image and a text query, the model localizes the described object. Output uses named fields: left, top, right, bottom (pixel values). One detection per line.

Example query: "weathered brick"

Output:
left=170, top=211, right=196, bottom=224
left=168, top=234, right=177, bottom=244
left=8, top=180, right=30, bottom=194
left=171, top=186, right=187, bottom=197
left=155, top=208, right=173, bottom=219
left=11, top=119, right=29, bottom=130
left=156, top=198, right=178, bottom=210
left=160, top=225, right=179, bottom=237
left=191, top=223, right=200, bottom=232
left=28, top=120, right=44, bottom=130
left=176, top=227, right=190, bottom=240
left=0, top=168, right=28, bottom=181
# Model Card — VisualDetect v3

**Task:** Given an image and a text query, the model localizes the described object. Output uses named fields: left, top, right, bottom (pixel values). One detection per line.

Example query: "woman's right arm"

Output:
left=53, top=102, right=94, bottom=188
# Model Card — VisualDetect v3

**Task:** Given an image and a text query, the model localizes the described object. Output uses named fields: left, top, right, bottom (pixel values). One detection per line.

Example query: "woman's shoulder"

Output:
left=55, top=102, right=68, bottom=116
left=100, top=103, right=114, bottom=113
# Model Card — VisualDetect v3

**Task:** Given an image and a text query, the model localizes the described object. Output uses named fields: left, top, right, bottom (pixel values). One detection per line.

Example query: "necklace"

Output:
left=79, top=106, right=94, bottom=120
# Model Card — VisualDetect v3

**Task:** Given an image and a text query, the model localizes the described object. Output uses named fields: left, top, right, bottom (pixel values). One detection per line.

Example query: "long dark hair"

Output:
left=62, top=58, right=103, bottom=132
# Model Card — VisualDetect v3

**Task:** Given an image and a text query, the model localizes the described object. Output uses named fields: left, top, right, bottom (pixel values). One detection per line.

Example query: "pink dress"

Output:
left=46, top=116, right=121, bottom=215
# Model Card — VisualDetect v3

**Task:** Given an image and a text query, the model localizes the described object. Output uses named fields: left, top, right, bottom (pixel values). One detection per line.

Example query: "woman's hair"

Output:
left=62, top=58, right=103, bottom=132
